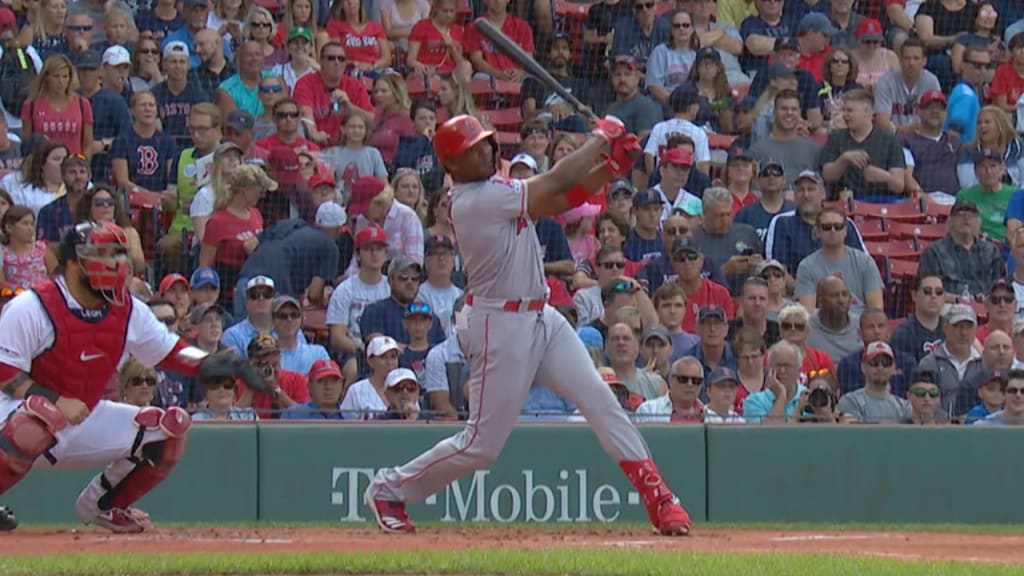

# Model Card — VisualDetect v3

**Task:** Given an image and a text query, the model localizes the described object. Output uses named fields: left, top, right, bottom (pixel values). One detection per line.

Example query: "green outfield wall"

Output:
left=5, top=423, right=1021, bottom=525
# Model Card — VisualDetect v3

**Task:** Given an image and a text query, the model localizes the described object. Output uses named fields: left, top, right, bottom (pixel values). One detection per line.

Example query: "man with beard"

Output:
left=522, top=33, right=589, bottom=133
left=605, top=55, right=662, bottom=141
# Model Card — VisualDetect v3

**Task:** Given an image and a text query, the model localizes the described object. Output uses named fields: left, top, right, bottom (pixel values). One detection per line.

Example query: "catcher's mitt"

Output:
left=199, top=353, right=268, bottom=392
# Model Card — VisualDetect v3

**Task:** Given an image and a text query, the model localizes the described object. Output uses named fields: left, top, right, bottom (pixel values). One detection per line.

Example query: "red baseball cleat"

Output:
left=655, top=498, right=691, bottom=536
left=364, top=487, right=416, bottom=534
left=86, top=507, right=153, bottom=534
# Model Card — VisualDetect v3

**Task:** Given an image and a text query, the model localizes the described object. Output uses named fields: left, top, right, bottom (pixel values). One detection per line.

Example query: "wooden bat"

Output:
left=473, top=18, right=597, bottom=122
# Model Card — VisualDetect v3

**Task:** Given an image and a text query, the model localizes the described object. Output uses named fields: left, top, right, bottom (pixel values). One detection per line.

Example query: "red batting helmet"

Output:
left=434, top=115, right=494, bottom=164
left=59, top=221, right=132, bottom=306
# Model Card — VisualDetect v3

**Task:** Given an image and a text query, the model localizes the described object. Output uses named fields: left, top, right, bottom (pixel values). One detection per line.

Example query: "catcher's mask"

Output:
left=60, top=221, right=133, bottom=306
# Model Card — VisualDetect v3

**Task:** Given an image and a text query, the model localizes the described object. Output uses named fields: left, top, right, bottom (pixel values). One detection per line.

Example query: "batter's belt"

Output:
left=464, top=294, right=548, bottom=313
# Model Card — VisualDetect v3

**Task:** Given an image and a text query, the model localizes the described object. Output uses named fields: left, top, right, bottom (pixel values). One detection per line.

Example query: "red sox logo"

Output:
left=136, top=146, right=159, bottom=176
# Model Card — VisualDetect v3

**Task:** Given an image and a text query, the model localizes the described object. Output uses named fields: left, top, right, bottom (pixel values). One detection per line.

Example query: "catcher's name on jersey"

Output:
left=449, top=176, right=549, bottom=301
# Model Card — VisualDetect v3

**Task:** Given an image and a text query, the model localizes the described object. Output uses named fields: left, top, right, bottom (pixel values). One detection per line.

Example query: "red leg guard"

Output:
left=99, top=408, right=191, bottom=511
left=0, top=397, right=64, bottom=495
left=620, top=459, right=692, bottom=536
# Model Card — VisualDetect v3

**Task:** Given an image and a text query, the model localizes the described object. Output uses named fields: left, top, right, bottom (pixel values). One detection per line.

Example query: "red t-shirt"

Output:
left=293, top=71, right=374, bottom=144
left=681, top=278, right=735, bottom=333
left=370, top=110, right=414, bottom=166
left=325, top=20, right=388, bottom=64
left=256, top=133, right=321, bottom=153
left=203, top=207, right=264, bottom=269
left=731, top=191, right=758, bottom=217
left=408, top=18, right=464, bottom=73
left=236, top=369, right=310, bottom=419
left=464, top=15, right=534, bottom=72
left=798, top=47, right=829, bottom=83
left=22, top=95, right=93, bottom=155
left=991, top=62, right=1024, bottom=106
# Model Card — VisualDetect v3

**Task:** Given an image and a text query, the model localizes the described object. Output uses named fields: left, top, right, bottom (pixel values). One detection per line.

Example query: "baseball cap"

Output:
left=697, top=305, right=726, bottom=323
left=510, top=153, right=539, bottom=173
left=911, top=369, right=938, bottom=386
left=669, top=83, right=701, bottom=111
left=863, top=341, right=895, bottom=361
left=768, top=61, right=798, bottom=80
left=389, top=255, right=423, bottom=276
left=188, top=302, right=225, bottom=325
left=355, top=225, right=388, bottom=249
left=367, top=335, right=400, bottom=357
left=611, top=54, right=639, bottom=70
left=671, top=235, right=700, bottom=255
left=774, top=36, right=800, bottom=52
left=347, top=176, right=387, bottom=217
left=163, top=41, right=190, bottom=59
left=974, top=148, right=1002, bottom=165
left=190, top=267, right=220, bottom=289
left=158, top=273, right=189, bottom=294
left=246, top=275, right=276, bottom=292
left=580, top=328, right=604, bottom=350
left=759, top=159, right=784, bottom=176
left=0, top=7, right=16, bottom=29
left=641, top=324, right=671, bottom=346
left=919, top=89, right=947, bottom=108
left=267, top=147, right=302, bottom=187
left=247, top=333, right=280, bottom=357
left=231, top=164, right=278, bottom=192
left=660, top=147, right=694, bottom=167
left=74, top=49, right=102, bottom=69
left=425, top=234, right=455, bottom=253
left=757, top=258, right=786, bottom=275
left=287, top=26, right=314, bottom=43
left=562, top=202, right=602, bottom=223
left=214, top=141, right=244, bottom=161
left=309, top=358, right=343, bottom=381
left=991, top=278, right=1014, bottom=296
left=183, top=0, right=208, bottom=7
left=727, top=147, right=753, bottom=163
left=981, top=369, right=1008, bottom=388
left=598, top=366, right=628, bottom=389
left=315, top=201, right=347, bottom=227
left=385, top=367, right=419, bottom=389
left=226, top=110, right=256, bottom=132
left=309, top=173, right=336, bottom=189
left=797, top=12, right=837, bottom=35
left=794, top=169, right=825, bottom=188
left=944, top=302, right=978, bottom=325
left=696, top=46, right=720, bottom=62
left=271, top=294, right=301, bottom=314
left=951, top=197, right=980, bottom=214
left=674, top=196, right=703, bottom=217
left=608, top=178, right=635, bottom=199
left=404, top=301, right=432, bottom=318
left=855, top=18, right=884, bottom=41
left=732, top=94, right=758, bottom=111
left=708, top=366, right=740, bottom=386
left=102, top=45, right=131, bottom=67
left=632, top=188, right=665, bottom=208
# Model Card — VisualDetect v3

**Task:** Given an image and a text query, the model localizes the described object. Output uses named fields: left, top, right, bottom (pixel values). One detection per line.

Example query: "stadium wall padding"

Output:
left=7, top=423, right=1021, bottom=525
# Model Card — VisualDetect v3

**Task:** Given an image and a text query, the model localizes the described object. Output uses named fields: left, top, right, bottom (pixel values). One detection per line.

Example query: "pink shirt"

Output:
left=22, top=95, right=93, bottom=155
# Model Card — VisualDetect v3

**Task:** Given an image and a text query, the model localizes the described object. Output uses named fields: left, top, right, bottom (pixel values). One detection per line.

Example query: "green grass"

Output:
left=0, top=549, right=1020, bottom=576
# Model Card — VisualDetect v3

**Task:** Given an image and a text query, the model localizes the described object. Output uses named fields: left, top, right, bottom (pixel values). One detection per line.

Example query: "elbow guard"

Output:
left=156, top=340, right=209, bottom=377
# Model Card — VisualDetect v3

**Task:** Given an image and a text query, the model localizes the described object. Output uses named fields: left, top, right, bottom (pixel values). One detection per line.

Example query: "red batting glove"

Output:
left=603, top=134, right=641, bottom=177
left=592, top=115, right=626, bottom=142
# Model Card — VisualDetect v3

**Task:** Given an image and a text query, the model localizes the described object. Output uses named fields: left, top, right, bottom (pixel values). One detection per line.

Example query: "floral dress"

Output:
left=2, top=241, right=48, bottom=290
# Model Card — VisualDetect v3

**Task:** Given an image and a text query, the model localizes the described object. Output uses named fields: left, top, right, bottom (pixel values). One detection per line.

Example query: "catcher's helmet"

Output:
left=434, top=115, right=495, bottom=164
left=59, top=221, right=133, bottom=306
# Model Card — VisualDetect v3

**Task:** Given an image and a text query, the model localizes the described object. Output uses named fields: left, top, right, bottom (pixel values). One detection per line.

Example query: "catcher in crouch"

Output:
left=0, top=222, right=262, bottom=533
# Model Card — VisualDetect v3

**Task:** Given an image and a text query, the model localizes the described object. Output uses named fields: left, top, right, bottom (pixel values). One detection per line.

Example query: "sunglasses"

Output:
left=965, top=60, right=996, bottom=69
left=260, top=85, right=284, bottom=93
left=635, top=1, right=655, bottom=8
left=276, top=111, right=299, bottom=119
left=867, top=357, right=894, bottom=368
left=395, top=274, right=419, bottom=283
left=808, top=368, right=830, bottom=378
left=610, top=281, right=638, bottom=294
left=921, top=287, right=944, bottom=296
left=830, top=58, right=850, bottom=65
left=157, top=316, right=176, bottom=327
left=407, top=303, right=432, bottom=315
left=673, top=22, right=692, bottom=28
left=389, top=381, right=419, bottom=393
left=138, top=48, right=160, bottom=55
left=671, top=375, right=703, bottom=386
left=672, top=251, right=700, bottom=262
left=1005, top=387, right=1024, bottom=396
left=989, top=295, right=1015, bottom=305
left=67, top=25, right=93, bottom=32
left=760, top=167, right=784, bottom=177
left=911, top=387, right=941, bottom=398
left=207, top=380, right=237, bottom=390
left=600, top=261, right=627, bottom=270
left=248, top=289, right=274, bottom=300
left=129, top=377, right=157, bottom=387
left=781, top=321, right=806, bottom=331
left=819, top=222, right=846, bottom=232
left=92, top=197, right=115, bottom=207
left=323, top=54, right=346, bottom=62
left=275, top=311, right=301, bottom=320
left=251, top=21, right=272, bottom=28
left=664, top=226, right=690, bottom=235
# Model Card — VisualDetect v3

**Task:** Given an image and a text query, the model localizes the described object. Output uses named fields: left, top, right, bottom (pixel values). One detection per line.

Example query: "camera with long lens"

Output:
left=807, top=387, right=835, bottom=409
left=254, top=361, right=276, bottom=379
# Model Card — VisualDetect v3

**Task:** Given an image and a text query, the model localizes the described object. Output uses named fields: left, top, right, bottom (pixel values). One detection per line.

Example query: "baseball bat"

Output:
left=473, top=18, right=597, bottom=121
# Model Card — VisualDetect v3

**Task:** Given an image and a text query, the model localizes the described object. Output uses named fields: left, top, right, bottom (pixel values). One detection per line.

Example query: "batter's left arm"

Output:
left=525, top=134, right=610, bottom=220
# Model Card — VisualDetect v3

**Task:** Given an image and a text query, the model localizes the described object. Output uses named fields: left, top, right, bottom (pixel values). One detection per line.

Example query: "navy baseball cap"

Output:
left=425, top=234, right=454, bottom=253
left=669, top=82, right=701, bottom=111
left=696, top=46, right=720, bottom=62
left=728, top=146, right=753, bottom=163
left=698, top=305, right=727, bottom=323
left=775, top=37, right=800, bottom=52
left=671, top=236, right=700, bottom=256
left=190, top=267, right=220, bottom=289
left=632, top=188, right=665, bottom=208
left=74, top=49, right=102, bottom=69
left=797, top=12, right=837, bottom=36
left=974, top=148, right=1002, bottom=165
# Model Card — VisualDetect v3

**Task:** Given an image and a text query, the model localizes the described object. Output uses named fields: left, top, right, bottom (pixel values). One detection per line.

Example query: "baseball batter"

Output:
left=0, top=222, right=260, bottom=533
left=365, top=115, right=692, bottom=536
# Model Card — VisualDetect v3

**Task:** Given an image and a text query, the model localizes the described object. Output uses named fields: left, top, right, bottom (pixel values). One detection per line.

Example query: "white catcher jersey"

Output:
left=450, top=177, right=547, bottom=300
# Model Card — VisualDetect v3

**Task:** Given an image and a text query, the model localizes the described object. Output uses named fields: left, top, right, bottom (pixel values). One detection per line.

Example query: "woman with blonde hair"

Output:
left=208, top=0, right=251, bottom=51
left=549, top=133, right=579, bottom=166
left=777, top=304, right=835, bottom=380
left=22, top=53, right=93, bottom=156
left=370, top=72, right=414, bottom=167
left=244, top=7, right=286, bottom=65
left=118, top=359, right=158, bottom=408
left=437, top=73, right=476, bottom=123
left=190, top=142, right=244, bottom=243
left=99, top=6, right=137, bottom=51
left=391, top=168, right=426, bottom=220
left=29, top=0, right=65, bottom=59
left=958, top=106, right=1024, bottom=187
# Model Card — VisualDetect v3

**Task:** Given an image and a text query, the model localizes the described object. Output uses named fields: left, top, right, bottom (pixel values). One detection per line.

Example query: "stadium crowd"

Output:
left=0, top=0, right=1024, bottom=424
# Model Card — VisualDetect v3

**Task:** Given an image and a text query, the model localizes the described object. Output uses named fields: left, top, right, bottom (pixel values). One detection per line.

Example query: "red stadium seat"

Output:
left=850, top=200, right=926, bottom=222
left=732, top=83, right=750, bottom=100
left=886, top=221, right=947, bottom=241
left=865, top=239, right=919, bottom=260
left=708, top=133, right=737, bottom=150
left=129, top=189, right=163, bottom=210
left=921, top=198, right=952, bottom=222
left=855, top=218, right=887, bottom=241
left=479, top=107, right=524, bottom=129
left=302, top=307, right=329, bottom=345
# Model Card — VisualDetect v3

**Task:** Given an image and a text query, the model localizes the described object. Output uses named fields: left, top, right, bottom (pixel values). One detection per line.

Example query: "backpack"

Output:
left=0, top=47, right=35, bottom=117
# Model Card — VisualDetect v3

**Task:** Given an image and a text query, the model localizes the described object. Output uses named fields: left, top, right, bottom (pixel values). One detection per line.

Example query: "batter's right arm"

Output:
left=525, top=134, right=611, bottom=220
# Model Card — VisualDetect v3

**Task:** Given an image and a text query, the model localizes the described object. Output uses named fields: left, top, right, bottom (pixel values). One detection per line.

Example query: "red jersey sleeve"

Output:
left=293, top=74, right=316, bottom=108
left=341, top=76, right=373, bottom=112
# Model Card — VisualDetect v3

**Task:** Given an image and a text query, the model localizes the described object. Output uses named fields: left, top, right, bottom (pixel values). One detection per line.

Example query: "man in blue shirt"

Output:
left=281, top=359, right=346, bottom=420
left=624, top=189, right=664, bottom=263
left=739, top=0, right=791, bottom=75
left=744, top=340, right=807, bottom=422
left=360, top=256, right=446, bottom=346
left=610, top=0, right=669, bottom=72
left=75, top=49, right=130, bottom=184
left=37, top=155, right=91, bottom=243
left=273, top=295, right=330, bottom=375
left=162, top=0, right=232, bottom=68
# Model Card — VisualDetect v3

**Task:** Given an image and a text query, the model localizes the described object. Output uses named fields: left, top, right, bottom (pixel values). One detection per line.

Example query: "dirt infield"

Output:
left=1, top=526, right=1022, bottom=564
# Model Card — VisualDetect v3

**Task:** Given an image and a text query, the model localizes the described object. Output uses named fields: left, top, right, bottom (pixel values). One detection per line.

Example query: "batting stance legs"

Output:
left=367, top=303, right=691, bottom=535
left=0, top=395, right=190, bottom=533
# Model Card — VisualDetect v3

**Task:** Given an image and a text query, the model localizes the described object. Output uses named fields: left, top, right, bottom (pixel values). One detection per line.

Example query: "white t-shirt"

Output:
left=2, top=172, right=62, bottom=217
left=325, top=274, right=391, bottom=340
left=416, top=281, right=463, bottom=330
left=339, top=378, right=388, bottom=419
left=643, top=118, right=711, bottom=169
left=0, top=278, right=180, bottom=373
left=655, top=183, right=700, bottom=223
left=190, top=185, right=215, bottom=220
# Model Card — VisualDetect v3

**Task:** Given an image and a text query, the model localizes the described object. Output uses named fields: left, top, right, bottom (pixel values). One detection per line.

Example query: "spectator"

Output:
left=670, top=237, right=734, bottom=332
left=581, top=0, right=631, bottom=85
left=640, top=324, right=673, bottom=381
left=697, top=366, right=744, bottom=422
left=513, top=120, right=549, bottom=174
left=135, top=0, right=184, bottom=43
left=379, top=368, right=428, bottom=420
left=36, top=152, right=89, bottom=244
left=397, top=300, right=434, bottom=375
left=521, top=33, right=588, bottom=133
left=326, top=0, right=391, bottom=72
left=758, top=259, right=792, bottom=320
left=605, top=55, right=662, bottom=141
left=252, top=75, right=290, bottom=141
left=748, top=54, right=825, bottom=144
left=360, top=255, right=445, bottom=345
left=437, top=73, right=477, bottom=119
left=835, top=341, right=911, bottom=423
left=147, top=299, right=191, bottom=407
left=76, top=49, right=130, bottom=185
left=348, top=177, right=423, bottom=263
left=421, top=294, right=465, bottom=418
left=978, top=279, right=1017, bottom=341
left=739, top=0, right=790, bottom=76
left=238, top=333, right=310, bottom=419
left=851, top=19, right=898, bottom=93
left=919, top=198, right=1005, bottom=301
left=206, top=0, right=245, bottom=49
left=272, top=27, right=318, bottom=93
left=644, top=83, right=711, bottom=175
left=188, top=303, right=228, bottom=356
left=959, top=330, right=1015, bottom=411
left=406, top=0, right=467, bottom=78
left=191, top=364, right=258, bottom=421
left=807, top=275, right=863, bottom=363
left=797, top=367, right=845, bottom=422
left=605, top=321, right=668, bottom=400
left=646, top=10, right=700, bottom=107
left=796, top=207, right=883, bottom=314
left=819, top=89, right=906, bottom=201
left=890, top=273, right=946, bottom=362
left=735, top=160, right=794, bottom=241
left=164, top=0, right=230, bottom=69
left=793, top=12, right=833, bottom=83
left=31, top=0, right=68, bottom=61
left=946, top=46, right=990, bottom=140
left=685, top=48, right=734, bottom=133
left=837, top=307, right=916, bottom=396
left=215, top=41, right=265, bottom=118
left=728, top=276, right=780, bottom=347
left=117, top=359, right=157, bottom=408
left=394, top=99, right=444, bottom=195
left=958, top=149, right=1016, bottom=242
left=273, top=295, right=330, bottom=375
left=965, top=370, right=1007, bottom=424
left=651, top=283, right=700, bottom=360
left=0, top=205, right=47, bottom=290
left=0, top=116, right=23, bottom=178
left=562, top=203, right=601, bottom=266
left=991, top=32, right=1024, bottom=115
left=900, top=89, right=961, bottom=196
left=778, top=302, right=836, bottom=376
left=679, top=0, right=748, bottom=85
left=340, top=335, right=400, bottom=419
left=326, top=113, right=388, bottom=187
left=903, top=369, right=944, bottom=424
left=873, top=38, right=941, bottom=132
left=732, top=327, right=766, bottom=413
left=743, top=340, right=806, bottom=422
left=684, top=305, right=737, bottom=380
left=651, top=148, right=700, bottom=221
left=281, top=359, right=346, bottom=420
left=694, top=186, right=762, bottom=294
left=129, top=35, right=165, bottom=92
left=748, top=90, right=822, bottom=185
left=257, top=99, right=319, bottom=156
left=370, top=73, right=414, bottom=168
left=623, top=189, right=663, bottom=264
left=819, top=47, right=861, bottom=129
left=61, top=12, right=95, bottom=60
left=417, top=234, right=462, bottom=330
left=221, top=275, right=280, bottom=356
left=294, top=41, right=374, bottom=148
left=199, top=164, right=270, bottom=301
left=390, top=169, right=425, bottom=219
left=717, top=0, right=757, bottom=28
left=956, top=106, right=1024, bottom=189
left=189, top=142, right=243, bottom=246
left=111, top=90, right=178, bottom=208
left=604, top=179, right=636, bottom=224
left=22, top=54, right=93, bottom=156
left=246, top=7, right=286, bottom=66
left=635, top=355, right=704, bottom=422
left=611, top=0, right=671, bottom=73
left=918, top=302, right=985, bottom=418
left=765, top=170, right=867, bottom=275
left=188, top=29, right=235, bottom=97
left=973, top=368, right=1024, bottom=425
left=75, top=185, right=146, bottom=276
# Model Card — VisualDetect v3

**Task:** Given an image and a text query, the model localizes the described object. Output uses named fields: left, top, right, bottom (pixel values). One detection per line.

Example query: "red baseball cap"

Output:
left=0, top=8, right=16, bottom=29
left=919, top=89, right=947, bottom=108
left=268, top=147, right=302, bottom=187
left=309, top=173, right=336, bottom=188
left=355, top=225, right=388, bottom=249
left=855, top=18, right=883, bottom=41
left=660, top=147, right=694, bottom=167
left=309, top=359, right=343, bottom=381
left=347, top=176, right=387, bottom=217
left=159, top=273, right=189, bottom=294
